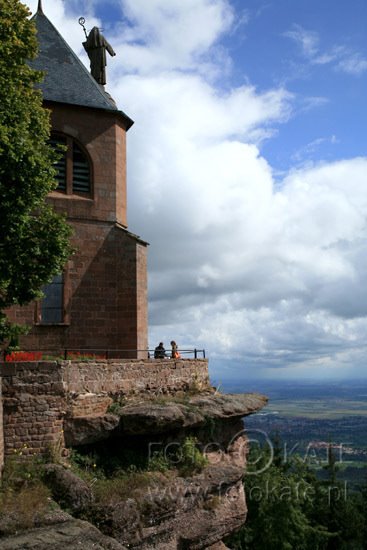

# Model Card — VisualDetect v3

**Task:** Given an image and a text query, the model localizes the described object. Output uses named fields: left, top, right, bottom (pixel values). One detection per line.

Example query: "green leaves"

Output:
left=0, top=0, right=72, bottom=343
left=226, top=442, right=366, bottom=550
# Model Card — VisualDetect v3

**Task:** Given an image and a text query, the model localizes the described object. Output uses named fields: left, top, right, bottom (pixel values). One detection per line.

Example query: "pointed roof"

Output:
left=30, top=8, right=133, bottom=129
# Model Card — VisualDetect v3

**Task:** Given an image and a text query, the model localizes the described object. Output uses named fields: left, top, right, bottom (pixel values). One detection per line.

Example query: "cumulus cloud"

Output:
left=25, top=0, right=367, bottom=378
left=112, top=0, right=234, bottom=75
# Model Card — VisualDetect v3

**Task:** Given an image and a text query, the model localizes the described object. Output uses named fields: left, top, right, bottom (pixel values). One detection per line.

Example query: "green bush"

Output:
left=148, top=451, right=171, bottom=472
left=178, top=436, right=208, bottom=477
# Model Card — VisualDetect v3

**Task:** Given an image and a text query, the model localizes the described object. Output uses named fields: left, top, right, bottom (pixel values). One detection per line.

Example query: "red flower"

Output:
left=5, top=351, right=43, bottom=362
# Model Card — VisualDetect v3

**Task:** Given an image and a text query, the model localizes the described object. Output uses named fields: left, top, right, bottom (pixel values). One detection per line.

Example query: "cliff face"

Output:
left=0, top=361, right=267, bottom=548
left=64, top=394, right=266, bottom=549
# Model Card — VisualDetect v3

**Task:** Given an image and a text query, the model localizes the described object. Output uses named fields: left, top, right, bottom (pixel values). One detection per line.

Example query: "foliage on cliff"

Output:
left=0, top=0, right=72, bottom=345
left=226, top=442, right=367, bottom=550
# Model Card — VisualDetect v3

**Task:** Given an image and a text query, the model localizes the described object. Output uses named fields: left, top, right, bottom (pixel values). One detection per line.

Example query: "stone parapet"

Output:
left=0, top=359, right=210, bottom=457
left=62, top=358, right=210, bottom=396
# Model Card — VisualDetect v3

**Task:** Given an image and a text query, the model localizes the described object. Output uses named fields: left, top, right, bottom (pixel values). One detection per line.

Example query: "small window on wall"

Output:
left=40, top=274, right=64, bottom=324
left=50, top=133, right=91, bottom=196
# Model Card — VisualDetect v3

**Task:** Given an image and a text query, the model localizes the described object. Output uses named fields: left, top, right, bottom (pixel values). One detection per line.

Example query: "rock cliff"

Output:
left=0, top=391, right=267, bottom=549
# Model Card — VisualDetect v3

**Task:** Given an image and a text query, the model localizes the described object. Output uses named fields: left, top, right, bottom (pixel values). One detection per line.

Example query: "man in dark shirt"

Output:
left=154, top=342, right=165, bottom=358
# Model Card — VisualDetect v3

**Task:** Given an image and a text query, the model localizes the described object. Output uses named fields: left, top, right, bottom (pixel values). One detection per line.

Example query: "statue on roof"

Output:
left=83, top=27, right=116, bottom=86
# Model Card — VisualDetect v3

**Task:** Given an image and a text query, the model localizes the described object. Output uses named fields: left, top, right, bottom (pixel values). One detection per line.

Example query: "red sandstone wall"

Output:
left=47, top=103, right=128, bottom=227
left=7, top=223, right=147, bottom=354
left=128, top=241, right=148, bottom=358
left=5, top=100, right=148, bottom=354
left=114, top=123, right=127, bottom=227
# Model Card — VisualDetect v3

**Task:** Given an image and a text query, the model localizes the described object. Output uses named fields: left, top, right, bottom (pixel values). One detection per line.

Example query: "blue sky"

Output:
left=226, top=0, right=367, bottom=172
left=26, top=0, right=367, bottom=380
left=93, top=0, right=367, bottom=172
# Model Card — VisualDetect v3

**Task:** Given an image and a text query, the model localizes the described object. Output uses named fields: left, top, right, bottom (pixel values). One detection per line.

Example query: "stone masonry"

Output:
left=7, top=223, right=148, bottom=354
left=0, top=359, right=210, bottom=457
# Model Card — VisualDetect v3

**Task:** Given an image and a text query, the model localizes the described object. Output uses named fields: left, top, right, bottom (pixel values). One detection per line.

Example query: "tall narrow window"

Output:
left=41, top=274, right=64, bottom=324
left=50, top=133, right=92, bottom=196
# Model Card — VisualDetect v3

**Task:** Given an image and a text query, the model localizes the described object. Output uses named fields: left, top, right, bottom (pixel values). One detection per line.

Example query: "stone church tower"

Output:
left=7, top=2, right=148, bottom=357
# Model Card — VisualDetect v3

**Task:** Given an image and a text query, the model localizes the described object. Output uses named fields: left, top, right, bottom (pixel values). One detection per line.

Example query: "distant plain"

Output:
left=217, top=378, right=367, bottom=419
left=216, top=378, right=367, bottom=486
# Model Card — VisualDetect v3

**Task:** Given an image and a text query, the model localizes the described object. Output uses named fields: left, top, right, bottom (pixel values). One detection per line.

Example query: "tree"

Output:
left=226, top=441, right=365, bottom=550
left=0, top=0, right=72, bottom=346
left=311, top=445, right=365, bottom=550
left=226, top=445, right=330, bottom=550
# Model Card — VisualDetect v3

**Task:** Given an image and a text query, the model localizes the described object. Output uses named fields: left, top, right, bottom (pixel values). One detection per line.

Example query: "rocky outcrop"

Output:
left=0, top=432, right=250, bottom=549
left=82, top=460, right=247, bottom=549
left=65, top=393, right=267, bottom=445
left=43, top=464, right=93, bottom=513
left=103, top=465, right=247, bottom=550
left=0, top=390, right=267, bottom=549
left=120, top=393, right=266, bottom=435
left=0, top=517, right=127, bottom=550
left=64, top=414, right=120, bottom=446
left=57, top=392, right=266, bottom=548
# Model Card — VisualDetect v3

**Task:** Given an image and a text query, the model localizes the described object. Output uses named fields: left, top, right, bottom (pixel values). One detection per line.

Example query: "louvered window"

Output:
left=73, top=142, right=90, bottom=193
left=50, top=133, right=92, bottom=196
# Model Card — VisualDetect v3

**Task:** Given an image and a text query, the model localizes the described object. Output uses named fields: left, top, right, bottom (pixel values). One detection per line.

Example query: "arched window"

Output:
left=50, top=134, right=92, bottom=196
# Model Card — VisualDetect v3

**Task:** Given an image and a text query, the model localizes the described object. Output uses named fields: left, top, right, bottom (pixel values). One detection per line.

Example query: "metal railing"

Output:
left=1, top=348, right=206, bottom=361
left=149, top=348, right=206, bottom=359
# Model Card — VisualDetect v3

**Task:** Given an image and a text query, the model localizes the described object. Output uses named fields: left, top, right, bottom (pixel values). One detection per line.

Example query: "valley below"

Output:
left=218, top=378, right=367, bottom=490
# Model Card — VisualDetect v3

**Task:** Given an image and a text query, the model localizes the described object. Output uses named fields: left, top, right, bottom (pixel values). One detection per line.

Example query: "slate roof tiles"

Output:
left=30, top=9, right=133, bottom=129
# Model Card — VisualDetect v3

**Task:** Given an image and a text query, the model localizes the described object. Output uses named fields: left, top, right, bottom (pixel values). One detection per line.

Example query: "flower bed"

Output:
left=4, top=351, right=105, bottom=362
left=5, top=351, right=43, bottom=362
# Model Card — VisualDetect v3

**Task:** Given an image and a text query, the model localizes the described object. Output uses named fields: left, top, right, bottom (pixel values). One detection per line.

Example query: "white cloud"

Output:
left=24, top=0, right=367, bottom=378
left=114, top=0, right=234, bottom=74
left=291, top=135, right=339, bottom=163
left=284, top=24, right=367, bottom=77
left=283, top=24, right=319, bottom=58
left=337, top=53, right=367, bottom=76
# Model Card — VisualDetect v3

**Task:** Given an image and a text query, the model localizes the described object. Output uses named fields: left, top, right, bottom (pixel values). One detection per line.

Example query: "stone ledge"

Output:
left=64, top=393, right=267, bottom=445
left=0, top=518, right=127, bottom=550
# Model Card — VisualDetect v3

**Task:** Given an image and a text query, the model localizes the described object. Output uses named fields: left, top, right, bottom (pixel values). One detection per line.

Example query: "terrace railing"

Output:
left=1, top=348, right=206, bottom=362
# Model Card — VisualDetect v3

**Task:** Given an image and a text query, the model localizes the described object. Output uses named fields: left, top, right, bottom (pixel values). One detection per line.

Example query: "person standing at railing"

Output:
left=154, top=342, right=165, bottom=358
left=171, top=340, right=181, bottom=359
